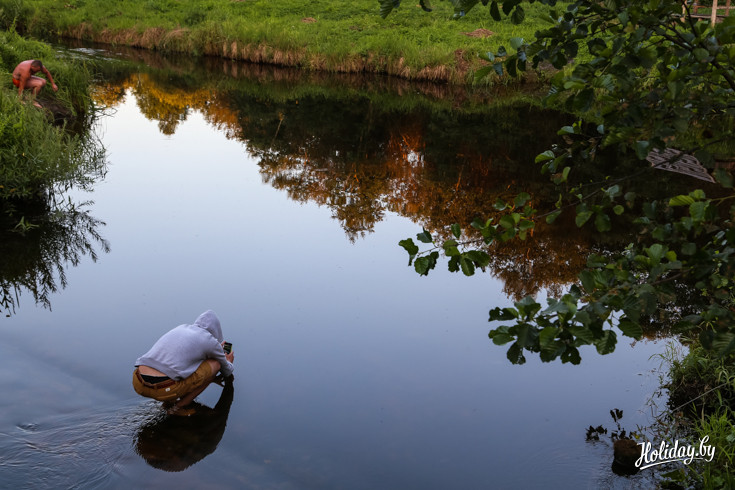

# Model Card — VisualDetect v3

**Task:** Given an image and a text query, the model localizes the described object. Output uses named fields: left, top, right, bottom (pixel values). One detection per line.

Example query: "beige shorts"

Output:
left=132, top=361, right=213, bottom=402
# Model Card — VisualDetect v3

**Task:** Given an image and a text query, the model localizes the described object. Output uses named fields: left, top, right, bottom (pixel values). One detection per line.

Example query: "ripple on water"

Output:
left=0, top=401, right=159, bottom=490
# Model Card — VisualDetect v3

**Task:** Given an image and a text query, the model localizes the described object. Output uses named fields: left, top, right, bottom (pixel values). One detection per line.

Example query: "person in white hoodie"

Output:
left=133, top=310, right=234, bottom=415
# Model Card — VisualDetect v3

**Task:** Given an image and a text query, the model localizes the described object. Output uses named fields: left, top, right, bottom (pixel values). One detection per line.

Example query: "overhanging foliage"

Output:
left=399, top=1, right=735, bottom=363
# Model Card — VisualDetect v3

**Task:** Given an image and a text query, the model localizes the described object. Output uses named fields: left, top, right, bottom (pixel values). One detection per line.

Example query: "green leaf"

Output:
left=693, top=47, right=710, bottom=62
left=573, top=88, right=594, bottom=112
left=594, top=213, right=611, bottom=232
left=539, top=326, right=559, bottom=347
left=490, top=329, right=514, bottom=345
left=579, top=270, right=595, bottom=293
left=510, top=4, right=525, bottom=24
left=480, top=51, right=495, bottom=63
left=499, top=215, right=515, bottom=229
left=560, top=346, right=581, bottom=364
left=669, top=195, right=695, bottom=206
left=489, top=1, right=501, bottom=21
left=450, top=223, right=461, bottom=239
left=647, top=243, right=665, bottom=262
left=515, top=296, right=541, bottom=319
left=561, top=166, right=570, bottom=182
left=507, top=57, right=519, bottom=78
left=613, top=205, right=624, bottom=215
left=689, top=201, right=706, bottom=221
left=594, top=330, right=617, bottom=355
left=414, top=251, right=439, bottom=276
left=540, top=341, right=564, bottom=362
left=681, top=242, right=697, bottom=255
left=399, top=238, right=419, bottom=260
left=378, top=0, right=397, bottom=18
left=546, top=210, right=562, bottom=224
left=443, top=239, right=460, bottom=256
left=506, top=342, right=526, bottom=364
left=514, top=192, right=531, bottom=208
left=568, top=325, right=595, bottom=344
left=516, top=323, right=538, bottom=348
left=535, top=150, right=555, bottom=163
left=414, top=256, right=430, bottom=275
left=474, top=65, right=495, bottom=81
left=510, top=37, right=524, bottom=50
left=417, top=229, right=433, bottom=243
left=464, top=250, right=490, bottom=267
left=448, top=256, right=460, bottom=272
left=489, top=307, right=518, bottom=321
left=617, top=319, right=643, bottom=339
left=575, top=211, right=593, bottom=227
left=518, top=219, right=534, bottom=231
left=460, top=256, right=476, bottom=276
left=690, top=189, right=706, bottom=200
left=634, top=141, right=650, bottom=160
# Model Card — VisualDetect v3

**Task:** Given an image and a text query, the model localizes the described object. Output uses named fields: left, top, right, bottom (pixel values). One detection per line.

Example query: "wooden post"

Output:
left=712, top=0, right=719, bottom=25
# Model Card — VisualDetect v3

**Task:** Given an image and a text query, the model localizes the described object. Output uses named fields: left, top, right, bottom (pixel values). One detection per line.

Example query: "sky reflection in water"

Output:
left=0, top=62, right=673, bottom=489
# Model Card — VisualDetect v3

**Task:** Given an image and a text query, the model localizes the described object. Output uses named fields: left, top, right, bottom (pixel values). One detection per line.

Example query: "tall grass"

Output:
left=656, top=341, right=735, bottom=488
left=0, top=0, right=571, bottom=83
left=0, top=90, right=104, bottom=200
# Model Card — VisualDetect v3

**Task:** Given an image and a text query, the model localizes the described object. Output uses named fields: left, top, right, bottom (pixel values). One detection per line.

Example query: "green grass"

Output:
left=656, top=341, right=735, bottom=488
left=0, top=0, right=571, bottom=83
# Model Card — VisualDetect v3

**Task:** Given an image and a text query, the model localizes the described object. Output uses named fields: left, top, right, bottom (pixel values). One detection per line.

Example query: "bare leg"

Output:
left=23, top=77, right=46, bottom=108
left=26, top=76, right=46, bottom=96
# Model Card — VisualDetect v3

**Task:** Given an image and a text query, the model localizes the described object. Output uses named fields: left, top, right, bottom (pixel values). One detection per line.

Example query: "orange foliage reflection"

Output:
left=93, top=70, right=598, bottom=299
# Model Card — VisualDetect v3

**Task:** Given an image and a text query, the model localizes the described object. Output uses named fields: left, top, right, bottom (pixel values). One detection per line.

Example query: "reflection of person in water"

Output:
left=134, top=380, right=234, bottom=472
left=132, top=310, right=234, bottom=416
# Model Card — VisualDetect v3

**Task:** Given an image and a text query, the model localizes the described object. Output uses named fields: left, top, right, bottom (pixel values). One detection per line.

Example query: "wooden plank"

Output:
left=712, top=0, right=718, bottom=26
left=646, top=148, right=715, bottom=183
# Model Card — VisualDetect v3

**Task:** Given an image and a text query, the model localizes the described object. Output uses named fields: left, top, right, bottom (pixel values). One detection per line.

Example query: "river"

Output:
left=0, top=45, right=686, bottom=489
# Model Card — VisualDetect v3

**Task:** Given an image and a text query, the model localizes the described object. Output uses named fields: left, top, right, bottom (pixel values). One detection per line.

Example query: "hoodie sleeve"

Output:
left=207, top=336, right=234, bottom=377
left=194, top=310, right=234, bottom=376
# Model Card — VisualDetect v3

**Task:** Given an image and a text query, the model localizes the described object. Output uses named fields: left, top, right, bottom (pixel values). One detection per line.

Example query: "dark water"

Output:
left=0, top=46, right=685, bottom=488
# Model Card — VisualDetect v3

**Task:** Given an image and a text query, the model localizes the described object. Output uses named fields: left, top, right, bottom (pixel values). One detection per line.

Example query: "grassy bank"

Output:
left=659, top=342, right=735, bottom=488
left=0, top=0, right=569, bottom=84
left=0, top=29, right=104, bottom=217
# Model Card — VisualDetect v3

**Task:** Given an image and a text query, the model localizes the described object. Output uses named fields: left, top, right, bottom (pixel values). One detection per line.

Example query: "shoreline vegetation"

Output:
left=0, top=29, right=104, bottom=226
left=0, top=0, right=569, bottom=85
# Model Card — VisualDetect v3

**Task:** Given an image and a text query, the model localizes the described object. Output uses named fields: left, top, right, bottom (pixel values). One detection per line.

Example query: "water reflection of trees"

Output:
left=88, top=55, right=702, bottom=301
left=0, top=202, right=110, bottom=316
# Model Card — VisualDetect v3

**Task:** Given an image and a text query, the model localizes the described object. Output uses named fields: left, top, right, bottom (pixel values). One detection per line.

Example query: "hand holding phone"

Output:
left=223, top=342, right=233, bottom=354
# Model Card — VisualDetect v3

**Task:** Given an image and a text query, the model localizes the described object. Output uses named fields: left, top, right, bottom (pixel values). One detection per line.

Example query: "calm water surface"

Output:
left=0, top=48, right=675, bottom=489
